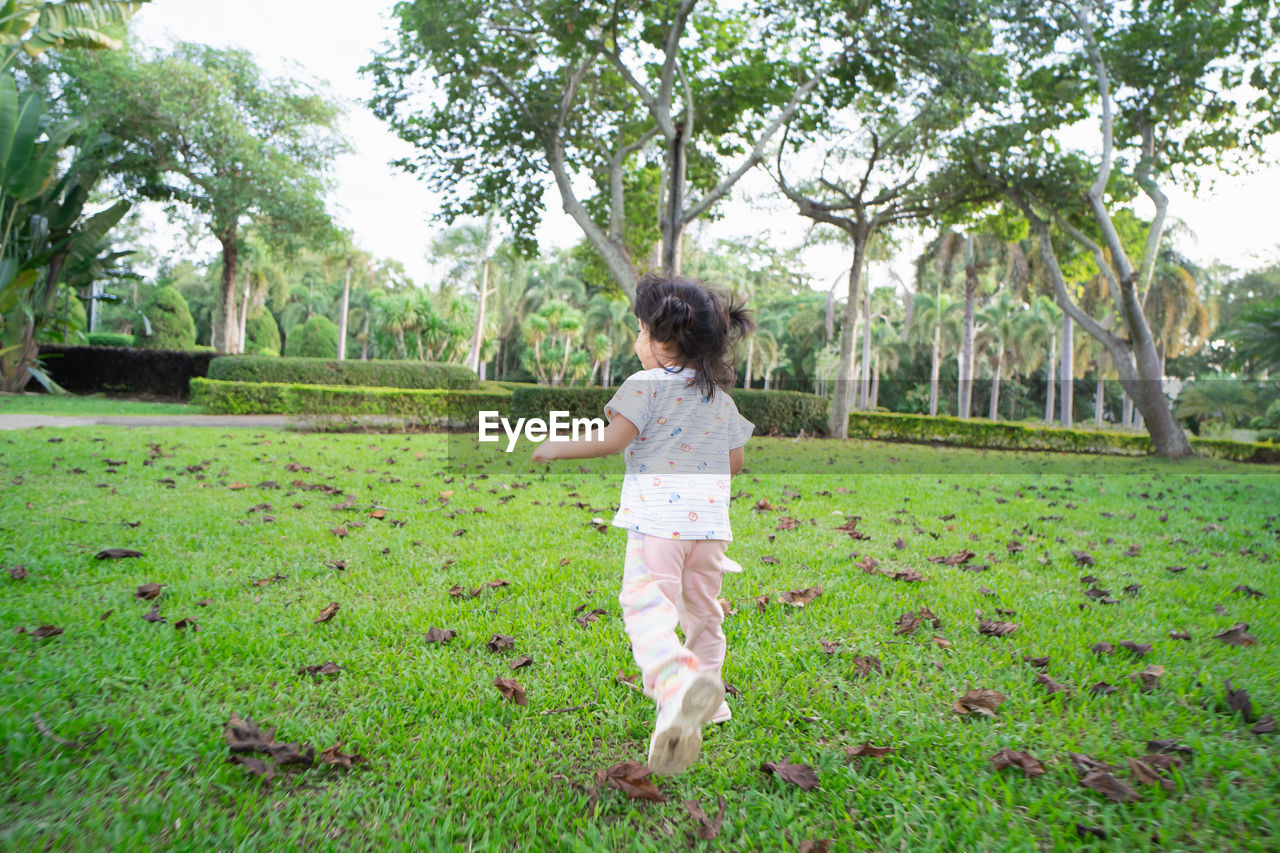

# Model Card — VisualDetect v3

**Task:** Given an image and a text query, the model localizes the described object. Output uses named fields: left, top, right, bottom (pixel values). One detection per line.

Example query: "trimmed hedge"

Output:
left=208, top=356, right=480, bottom=390
left=36, top=344, right=214, bottom=398
left=86, top=332, right=135, bottom=347
left=190, top=378, right=511, bottom=429
left=846, top=411, right=1280, bottom=464
left=135, top=286, right=196, bottom=350
left=504, top=383, right=827, bottom=437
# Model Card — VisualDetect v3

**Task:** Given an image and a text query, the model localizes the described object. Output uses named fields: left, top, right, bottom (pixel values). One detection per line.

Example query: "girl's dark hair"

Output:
left=632, top=272, right=755, bottom=400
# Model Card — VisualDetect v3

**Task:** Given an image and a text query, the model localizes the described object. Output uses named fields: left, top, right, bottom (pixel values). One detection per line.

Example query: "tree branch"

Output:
left=608, top=126, right=660, bottom=241
left=682, top=52, right=842, bottom=225
left=1133, top=121, right=1169, bottom=301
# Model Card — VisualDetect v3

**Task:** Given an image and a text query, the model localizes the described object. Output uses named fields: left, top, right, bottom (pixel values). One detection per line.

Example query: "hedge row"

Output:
left=190, top=378, right=511, bottom=428
left=503, top=383, right=826, bottom=437
left=846, top=411, right=1280, bottom=464
left=37, top=344, right=215, bottom=398
left=190, top=375, right=1278, bottom=463
left=208, top=355, right=479, bottom=390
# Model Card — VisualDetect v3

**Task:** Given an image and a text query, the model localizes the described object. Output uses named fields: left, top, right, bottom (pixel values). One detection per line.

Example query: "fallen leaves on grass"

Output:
left=252, top=574, right=288, bottom=587
left=833, top=518, right=869, bottom=539
left=173, top=617, right=198, bottom=631
left=28, top=625, right=62, bottom=638
left=894, top=606, right=941, bottom=635
left=141, top=604, right=165, bottom=623
left=1117, top=641, right=1152, bottom=657
left=1224, top=678, right=1255, bottom=722
left=683, top=795, right=726, bottom=840
left=927, top=548, right=974, bottom=566
left=509, top=655, right=533, bottom=670
left=596, top=762, right=666, bottom=802
left=424, top=627, right=456, bottom=645
left=851, top=655, right=883, bottom=678
left=8, top=565, right=28, bottom=579
left=779, top=586, right=823, bottom=607
left=95, top=548, right=143, bottom=560
left=132, top=581, right=163, bottom=601
left=1127, top=665, right=1164, bottom=692
left=1090, top=681, right=1118, bottom=696
left=298, top=662, right=341, bottom=679
left=487, top=634, right=515, bottom=652
left=760, top=760, right=819, bottom=790
left=845, top=742, right=897, bottom=759
left=1213, top=623, right=1257, bottom=646
left=977, top=617, right=1020, bottom=637
left=493, top=678, right=527, bottom=705
left=574, top=607, right=609, bottom=627
left=1127, top=755, right=1180, bottom=792
left=314, top=602, right=340, bottom=623
left=1232, top=584, right=1265, bottom=599
left=1033, top=673, right=1072, bottom=697
left=319, top=742, right=368, bottom=770
left=990, top=748, right=1046, bottom=777
left=952, top=689, right=1006, bottom=717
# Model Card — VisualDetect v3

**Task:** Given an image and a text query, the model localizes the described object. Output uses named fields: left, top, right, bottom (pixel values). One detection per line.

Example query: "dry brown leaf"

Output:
left=952, top=689, right=1006, bottom=717
left=845, top=742, right=897, bottom=759
left=596, top=761, right=666, bottom=802
left=487, top=634, right=515, bottom=652
left=493, top=677, right=527, bottom=705
left=314, top=601, right=340, bottom=623
left=424, top=627, right=457, bottom=644
left=760, top=760, right=819, bottom=790
left=1213, top=623, right=1257, bottom=646
left=134, top=583, right=163, bottom=600
left=779, top=586, right=822, bottom=607
left=319, top=742, right=369, bottom=770
left=990, top=747, right=1046, bottom=777
left=682, top=795, right=726, bottom=840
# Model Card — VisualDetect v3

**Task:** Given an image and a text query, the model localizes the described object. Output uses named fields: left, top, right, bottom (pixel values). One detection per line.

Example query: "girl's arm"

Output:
left=730, top=445, right=745, bottom=476
left=531, top=415, right=639, bottom=462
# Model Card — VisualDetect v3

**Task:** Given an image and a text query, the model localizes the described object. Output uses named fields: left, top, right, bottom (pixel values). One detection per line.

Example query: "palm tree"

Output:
left=585, top=294, right=635, bottom=386
left=1175, top=380, right=1262, bottom=433
left=906, top=291, right=962, bottom=416
left=976, top=290, right=1019, bottom=421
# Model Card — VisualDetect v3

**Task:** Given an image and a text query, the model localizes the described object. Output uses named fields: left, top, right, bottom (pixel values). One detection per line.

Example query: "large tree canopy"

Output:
left=58, top=41, right=348, bottom=352
left=365, top=0, right=877, bottom=300
left=947, top=0, right=1280, bottom=456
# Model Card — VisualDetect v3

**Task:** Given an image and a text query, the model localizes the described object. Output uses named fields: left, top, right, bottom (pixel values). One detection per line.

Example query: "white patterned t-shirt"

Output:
left=603, top=366, right=754, bottom=541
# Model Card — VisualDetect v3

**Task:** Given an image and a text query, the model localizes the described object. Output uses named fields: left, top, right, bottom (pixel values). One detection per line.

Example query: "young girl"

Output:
left=531, top=273, right=754, bottom=776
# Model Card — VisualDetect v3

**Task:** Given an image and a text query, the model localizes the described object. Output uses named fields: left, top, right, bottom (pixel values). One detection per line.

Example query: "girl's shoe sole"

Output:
left=648, top=676, right=724, bottom=776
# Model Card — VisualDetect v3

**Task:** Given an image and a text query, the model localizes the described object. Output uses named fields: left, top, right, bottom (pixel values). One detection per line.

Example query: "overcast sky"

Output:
left=130, top=0, right=1280, bottom=294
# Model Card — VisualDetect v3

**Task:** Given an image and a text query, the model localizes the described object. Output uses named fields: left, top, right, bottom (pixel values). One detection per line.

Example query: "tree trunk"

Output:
left=743, top=335, right=753, bottom=389
left=1044, top=331, right=1056, bottom=424
left=660, top=122, right=687, bottom=275
left=828, top=236, right=866, bottom=438
left=871, top=353, right=880, bottom=409
left=1122, top=391, right=1132, bottom=428
left=467, top=260, right=490, bottom=373
left=1060, top=312, right=1073, bottom=427
left=603, top=355, right=612, bottom=387
left=860, top=281, right=872, bottom=410
left=1095, top=371, right=1104, bottom=427
left=989, top=341, right=1003, bottom=421
left=236, top=268, right=251, bottom=353
left=337, top=258, right=352, bottom=360
left=959, top=248, right=978, bottom=419
left=928, top=334, right=941, bottom=417
left=215, top=231, right=239, bottom=355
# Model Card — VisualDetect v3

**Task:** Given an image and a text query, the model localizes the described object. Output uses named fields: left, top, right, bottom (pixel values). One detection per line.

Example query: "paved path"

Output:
left=0, top=414, right=293, bottom=430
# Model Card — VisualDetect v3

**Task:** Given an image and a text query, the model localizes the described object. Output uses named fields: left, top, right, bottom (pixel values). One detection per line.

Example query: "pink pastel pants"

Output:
left=618, top=531, right=730, bottom=701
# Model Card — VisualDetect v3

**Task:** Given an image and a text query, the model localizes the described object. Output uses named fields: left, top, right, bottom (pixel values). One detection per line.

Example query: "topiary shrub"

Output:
left=245, top=311, right=281, bottom=356
left=135, top=286, right=196, bottom=350
left=87, top=332, right=135, bottom=347
left=284, top=316, right=339, bottom=358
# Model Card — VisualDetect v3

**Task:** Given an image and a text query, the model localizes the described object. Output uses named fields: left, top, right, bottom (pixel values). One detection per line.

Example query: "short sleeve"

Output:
left=604, top=372, right=652, bottom=433
left=726, top=396, right=754, bottom=448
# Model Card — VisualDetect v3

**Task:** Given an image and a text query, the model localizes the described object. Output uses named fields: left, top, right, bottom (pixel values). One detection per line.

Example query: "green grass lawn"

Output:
left=0, top=428, right=1276, bottom=851
left=0, top=393, right=195, bottom=417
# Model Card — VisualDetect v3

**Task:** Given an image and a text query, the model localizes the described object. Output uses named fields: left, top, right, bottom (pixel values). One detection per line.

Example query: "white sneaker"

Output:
left=647, top=672, right=724, bottom=776
left=710, top=700, right=731, bottom=723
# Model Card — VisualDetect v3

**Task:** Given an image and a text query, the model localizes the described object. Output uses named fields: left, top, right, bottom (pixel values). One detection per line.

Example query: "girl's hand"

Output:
left=531, top=441, right=558, bottom=464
